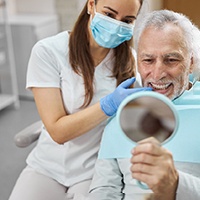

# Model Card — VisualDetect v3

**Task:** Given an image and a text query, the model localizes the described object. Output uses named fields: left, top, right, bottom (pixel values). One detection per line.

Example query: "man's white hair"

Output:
left=134, top=9, right=200, bottom=82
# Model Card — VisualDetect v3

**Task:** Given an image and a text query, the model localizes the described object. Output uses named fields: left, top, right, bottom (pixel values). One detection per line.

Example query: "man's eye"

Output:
left=165, top=58, right=179, bottom=64
left=143, top=59, right=153, bottom=64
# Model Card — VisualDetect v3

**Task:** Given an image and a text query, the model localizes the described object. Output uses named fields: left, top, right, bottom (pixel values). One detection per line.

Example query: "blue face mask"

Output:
left=90, top=11, right=134, bottom=48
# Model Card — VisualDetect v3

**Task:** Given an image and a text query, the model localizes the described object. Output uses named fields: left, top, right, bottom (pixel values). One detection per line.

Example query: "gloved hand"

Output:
left=100, top=77, right=152, bottom=116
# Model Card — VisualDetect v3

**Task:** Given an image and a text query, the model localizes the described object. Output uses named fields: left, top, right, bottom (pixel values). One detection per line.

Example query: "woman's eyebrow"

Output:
left=126, top=15, right=137, bottom=19
left=103, top=6, right=136, bottom=19
left=104, top=6, right=118, bottom=14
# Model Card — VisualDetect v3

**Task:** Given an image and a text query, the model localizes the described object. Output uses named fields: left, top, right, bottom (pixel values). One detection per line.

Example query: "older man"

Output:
left=87, top=10, right=200, bottom=200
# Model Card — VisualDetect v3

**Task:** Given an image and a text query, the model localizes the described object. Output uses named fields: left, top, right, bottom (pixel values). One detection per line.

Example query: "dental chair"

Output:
left=14, top=120, right=42, bottom=148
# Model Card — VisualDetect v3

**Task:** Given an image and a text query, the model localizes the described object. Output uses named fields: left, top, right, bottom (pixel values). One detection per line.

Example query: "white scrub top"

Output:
left=26, top=31, right=117, bottom=186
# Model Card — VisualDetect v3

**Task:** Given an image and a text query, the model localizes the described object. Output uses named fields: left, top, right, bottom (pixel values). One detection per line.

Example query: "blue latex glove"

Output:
left=100, top=77, right=152, bottom=116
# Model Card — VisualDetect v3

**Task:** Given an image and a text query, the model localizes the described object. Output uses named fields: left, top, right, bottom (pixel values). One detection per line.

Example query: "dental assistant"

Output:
left=9, top=0, right=150, bottom=200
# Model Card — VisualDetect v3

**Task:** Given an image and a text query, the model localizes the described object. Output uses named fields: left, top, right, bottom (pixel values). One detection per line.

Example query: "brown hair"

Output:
left=69, top=1, right=141, bottom=107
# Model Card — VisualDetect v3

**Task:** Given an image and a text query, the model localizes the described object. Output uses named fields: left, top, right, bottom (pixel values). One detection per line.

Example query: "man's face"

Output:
left=137, top=24, right=193, bottom=100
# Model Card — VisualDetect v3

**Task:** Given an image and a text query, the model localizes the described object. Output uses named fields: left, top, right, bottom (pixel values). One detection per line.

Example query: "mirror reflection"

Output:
left=120, top=96, right=176, bottom=143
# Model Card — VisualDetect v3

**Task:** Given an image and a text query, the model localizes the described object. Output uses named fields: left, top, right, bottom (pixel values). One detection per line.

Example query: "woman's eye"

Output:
left=123, top=19, right=133, bottom=24
left=104, top=12, right=114, bottom=18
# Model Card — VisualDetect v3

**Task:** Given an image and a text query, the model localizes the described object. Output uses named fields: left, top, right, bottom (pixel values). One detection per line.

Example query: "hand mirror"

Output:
left=117, top=91, right=179, bottom=189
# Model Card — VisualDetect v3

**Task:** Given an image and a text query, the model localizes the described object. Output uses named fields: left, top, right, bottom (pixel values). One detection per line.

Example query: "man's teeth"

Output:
left=151, top=83, right=171, bottom=90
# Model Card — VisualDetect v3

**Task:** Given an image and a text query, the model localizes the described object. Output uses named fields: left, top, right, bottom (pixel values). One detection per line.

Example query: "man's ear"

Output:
left=87, top=0, right=95, bottom=15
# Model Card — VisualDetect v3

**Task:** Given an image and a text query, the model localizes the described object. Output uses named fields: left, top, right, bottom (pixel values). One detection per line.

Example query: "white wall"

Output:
left=6, top=0, right=16, bottom=14
left=77, top=0, right=87, bottom=12
left=5, top=0, right=164, bottom=31
left=6, top=0, right=84, bottom=31
left=56, top=0, right=80, bottom=31
left=7, top=0, right=56, bottom=14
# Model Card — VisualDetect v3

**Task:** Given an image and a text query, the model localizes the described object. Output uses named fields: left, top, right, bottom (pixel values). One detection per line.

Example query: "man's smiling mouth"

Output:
left=149, top=82, right=172, bottom=90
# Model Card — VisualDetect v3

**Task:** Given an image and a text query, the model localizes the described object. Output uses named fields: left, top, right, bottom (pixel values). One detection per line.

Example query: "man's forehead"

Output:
left=139, top=52, right=184, bottom=59
left=138, top=25, right=187, bottom=58
left=138, top=24, right=185, bottom=45
left=144, top=23, right=183, bottom=36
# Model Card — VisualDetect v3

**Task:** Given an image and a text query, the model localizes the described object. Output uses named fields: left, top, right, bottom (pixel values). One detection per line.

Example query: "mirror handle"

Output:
left=137, top=180, right=149, bottom=190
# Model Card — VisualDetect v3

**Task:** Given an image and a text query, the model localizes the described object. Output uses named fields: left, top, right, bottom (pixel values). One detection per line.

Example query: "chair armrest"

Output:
left=14, top=120, right=43, bottom=148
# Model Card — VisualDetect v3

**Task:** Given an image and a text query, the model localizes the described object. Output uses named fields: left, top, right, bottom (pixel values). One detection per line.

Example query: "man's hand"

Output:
left=130, top=137, right=178, bottom=200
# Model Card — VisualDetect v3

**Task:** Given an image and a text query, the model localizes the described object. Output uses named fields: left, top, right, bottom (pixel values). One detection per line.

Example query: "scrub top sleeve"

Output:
left=176, top=170, right=200, bottom=200
left=26, top=41, right=61, bottom=89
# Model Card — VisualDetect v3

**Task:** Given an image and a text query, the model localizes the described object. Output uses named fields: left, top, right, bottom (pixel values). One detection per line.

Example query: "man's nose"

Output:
left=152, top=61, right=166, bottom=80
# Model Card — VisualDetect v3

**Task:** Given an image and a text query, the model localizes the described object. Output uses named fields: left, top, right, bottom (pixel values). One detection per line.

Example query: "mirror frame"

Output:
left=116, top=91, right=179, bottom=145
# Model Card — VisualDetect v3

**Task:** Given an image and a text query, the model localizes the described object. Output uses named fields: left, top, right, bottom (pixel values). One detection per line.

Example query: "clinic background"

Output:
left=0, top=0, right=199, bottom=199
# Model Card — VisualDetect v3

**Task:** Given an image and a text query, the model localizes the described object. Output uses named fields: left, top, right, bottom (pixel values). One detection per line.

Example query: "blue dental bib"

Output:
left=98, top=81, right=200, bottom=163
